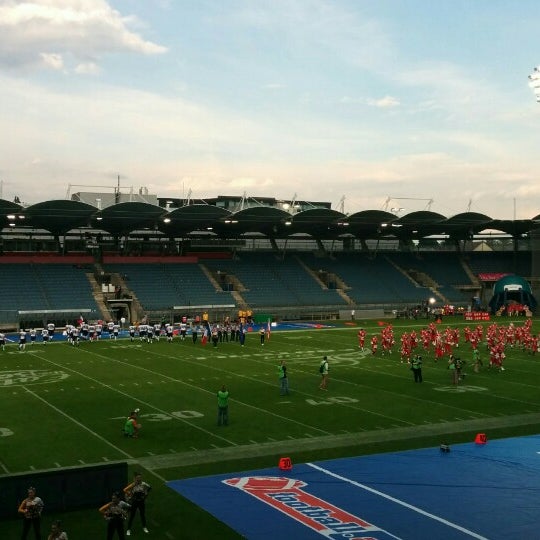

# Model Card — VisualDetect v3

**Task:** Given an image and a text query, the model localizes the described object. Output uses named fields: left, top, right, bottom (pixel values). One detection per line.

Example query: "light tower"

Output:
left=528, top=66, right=540, bottom=102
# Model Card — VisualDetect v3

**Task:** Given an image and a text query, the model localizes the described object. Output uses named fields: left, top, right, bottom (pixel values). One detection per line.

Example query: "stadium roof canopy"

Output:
left=20, top=200, right=96, bottom=236
left=286, top=208, right=347, bottom=238
left=91, top=202, right=168, bottom=236
left=157, top=204, right=231, bottom=237
left=2, top=198, right=540, bottom=240
left=0, top=199, right=24, bottom=230
left=213, top=206, right=293, bottom=237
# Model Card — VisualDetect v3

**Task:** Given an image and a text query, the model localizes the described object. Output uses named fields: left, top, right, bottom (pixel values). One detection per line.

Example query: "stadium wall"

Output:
left=0, top=462, right=128, bottom=519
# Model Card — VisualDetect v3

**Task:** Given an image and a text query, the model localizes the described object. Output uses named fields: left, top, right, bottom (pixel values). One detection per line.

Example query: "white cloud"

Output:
left=39, top=52, right=64, bottom=70
left=0, top=0, right=167, bottom=71
left=339, top=95, right=400, bottom=108
left=368, top=95, right=400, bottom=108
left=74, top=61, right=100, bottom=75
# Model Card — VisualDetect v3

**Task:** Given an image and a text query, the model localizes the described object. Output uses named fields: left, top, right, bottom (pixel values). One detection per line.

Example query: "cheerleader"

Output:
left=99, top=492, right=130, bottom=540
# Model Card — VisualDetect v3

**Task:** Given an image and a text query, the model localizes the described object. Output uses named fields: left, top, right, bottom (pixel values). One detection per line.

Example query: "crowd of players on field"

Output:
left=0, top=318, right=260, bottom=350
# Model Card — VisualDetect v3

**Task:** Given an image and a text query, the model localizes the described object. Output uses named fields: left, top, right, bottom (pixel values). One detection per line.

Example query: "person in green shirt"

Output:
left=123, top=410, right=141, bottom=438
left=411, top=354, right=423, bottom=383
left=217, top=385, right=229, bottom=426
left=473, top=348, right=482, bottom=373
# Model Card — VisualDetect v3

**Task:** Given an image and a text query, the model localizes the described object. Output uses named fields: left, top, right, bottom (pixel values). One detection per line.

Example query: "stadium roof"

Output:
left=18, top=199, right=95, bottom=236
left=1, top=198, right=540, bottom=240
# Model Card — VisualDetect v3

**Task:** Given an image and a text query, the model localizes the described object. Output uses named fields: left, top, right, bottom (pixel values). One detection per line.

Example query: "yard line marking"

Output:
left=89, top=348, right=333, bottom=436
left=31, top=351, right=238, bottom=447
left=306, top=463, right=489, bottom=540
left=22, top=386, right=133, bottom=459
left=54, top=462, right=61, bottom=467
left=0, top=460, right=9, bottom=474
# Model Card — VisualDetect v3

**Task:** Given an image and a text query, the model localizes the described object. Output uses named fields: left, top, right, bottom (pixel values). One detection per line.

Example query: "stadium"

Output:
left=2, top=189, right=540, bottom=539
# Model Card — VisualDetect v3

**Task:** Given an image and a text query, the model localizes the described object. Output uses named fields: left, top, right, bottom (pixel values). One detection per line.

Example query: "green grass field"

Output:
left=2, top=318, right=540, bottom=539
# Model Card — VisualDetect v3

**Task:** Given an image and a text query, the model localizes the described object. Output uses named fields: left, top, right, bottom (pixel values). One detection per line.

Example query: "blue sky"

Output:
left=1, top=0, right=540, bottom=219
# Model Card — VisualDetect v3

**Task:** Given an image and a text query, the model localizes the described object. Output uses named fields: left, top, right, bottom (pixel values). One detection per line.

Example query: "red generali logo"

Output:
left=223, top=476, right=385, bottom=539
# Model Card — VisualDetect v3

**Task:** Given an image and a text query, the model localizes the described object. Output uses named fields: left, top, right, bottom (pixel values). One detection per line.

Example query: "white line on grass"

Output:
left=31, top=351, right=238, bottom=447
left=306, top=462, right=489, bottom=540
left=92, top=348, right=334, bottom=436
left=0, top=460, right=9, bottom=473
left=23, top=386, right=134, bottom=460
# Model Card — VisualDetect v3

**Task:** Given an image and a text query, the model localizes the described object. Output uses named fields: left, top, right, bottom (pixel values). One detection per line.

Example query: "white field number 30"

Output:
left=305, top=396, right=358, bottom=406
left=143, top=411, right=204, bottom=421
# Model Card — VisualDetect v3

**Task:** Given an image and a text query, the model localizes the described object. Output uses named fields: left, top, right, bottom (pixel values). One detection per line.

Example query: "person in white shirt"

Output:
left=47, top=322, right=55, bottom=340
left=18, top=329, right=27, bottom=351
left=179, top=322, right=187, bottom=341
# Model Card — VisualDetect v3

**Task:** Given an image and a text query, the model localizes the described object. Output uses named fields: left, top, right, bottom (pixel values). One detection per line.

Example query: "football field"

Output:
left=1, top=319, right=540, bottom=538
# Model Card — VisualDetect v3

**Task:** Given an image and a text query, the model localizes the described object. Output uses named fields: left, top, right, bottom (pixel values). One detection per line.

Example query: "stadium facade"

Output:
left=0, top=192, right=538, bottom=329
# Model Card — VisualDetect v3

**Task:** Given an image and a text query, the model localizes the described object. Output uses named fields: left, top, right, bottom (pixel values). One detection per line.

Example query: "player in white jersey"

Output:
left=129, top=325, right=136, bottom=342
left=72, top=326, right=80, bottom=346
left=96, top=323, right=103, bottom=339
left=147, top=325, right=154, bottom=343
left=47, top=322, right=55, bottom=340
left=0, top=332, right=5, bottom=351
left=88, top=324, right=96, bottom=341
left=81, top=322, right=89, bottom=341
left=166, top=324, right=174, bottom=342
left=64, top=324, right=73, bottom=344
left=153, top=323, right=161, bottom=341
left=138, top=324, right=147, bottom=341
left=107, top=321, right=115, bottom=338
left=18, top=329, right=27, bottom=351
left=29, top=328, right=36, bottom=345
left=112, top=323, right=120, bottom=340
left=41, top=328, right=49, bottom=344
left=179, top=322, right=187, bottom=340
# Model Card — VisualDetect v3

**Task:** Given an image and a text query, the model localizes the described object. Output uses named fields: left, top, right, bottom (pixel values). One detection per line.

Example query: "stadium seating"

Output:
left=299, top=253, right=429, bottom=304
left=466, top=251, right=532, bottom=278
left=104, top=263, right=233, bottom=310
left=387, top=252, right=472, bottom=302
left=203, top=253, right=346, bottom=308
left=0, top=264, right=99, bottom=316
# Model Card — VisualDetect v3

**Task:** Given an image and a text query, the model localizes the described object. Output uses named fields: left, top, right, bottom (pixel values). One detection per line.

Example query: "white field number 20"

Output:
left=305, top=396, right=358, bottom=406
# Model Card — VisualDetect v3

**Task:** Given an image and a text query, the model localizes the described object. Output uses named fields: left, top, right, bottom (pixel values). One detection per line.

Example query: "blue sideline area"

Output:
left=167, top=435, right=540, bottom=540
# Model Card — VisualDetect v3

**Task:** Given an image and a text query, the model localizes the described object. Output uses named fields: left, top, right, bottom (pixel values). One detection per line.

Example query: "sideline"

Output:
left=306, top=462, right=489, bottom=540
